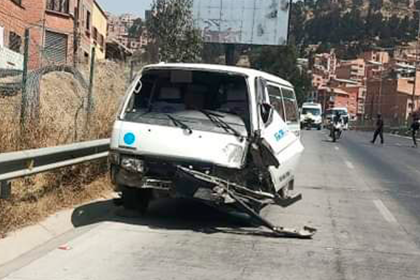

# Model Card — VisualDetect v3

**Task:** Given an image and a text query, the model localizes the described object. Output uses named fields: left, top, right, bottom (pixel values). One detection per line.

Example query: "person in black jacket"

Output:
left=371, top=114, right=384, bottom=144
left=410, top=115, right=420, bottom=148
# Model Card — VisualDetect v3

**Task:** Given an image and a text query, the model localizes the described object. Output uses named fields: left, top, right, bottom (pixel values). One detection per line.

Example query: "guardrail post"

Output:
left=0, top=181, right=11, bottom=199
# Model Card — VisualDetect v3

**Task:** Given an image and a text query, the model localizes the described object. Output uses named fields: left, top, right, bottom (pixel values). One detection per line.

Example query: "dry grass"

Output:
left=0, top=175, right=112, bottom=238
left=0, top=61, right=127, bottom=237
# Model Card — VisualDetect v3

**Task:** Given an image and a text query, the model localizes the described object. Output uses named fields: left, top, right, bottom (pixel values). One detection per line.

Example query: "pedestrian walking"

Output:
left=410, top=115, right=420, bottom=148
left=371, top=113, right=384, bottom=144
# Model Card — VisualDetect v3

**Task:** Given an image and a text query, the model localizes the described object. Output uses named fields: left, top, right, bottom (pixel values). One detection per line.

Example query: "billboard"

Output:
left=192, top=0, right=290, bottom=46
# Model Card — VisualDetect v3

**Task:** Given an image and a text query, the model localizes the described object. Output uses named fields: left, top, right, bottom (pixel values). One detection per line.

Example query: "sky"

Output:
left=98, top=0, right=154, bottom=17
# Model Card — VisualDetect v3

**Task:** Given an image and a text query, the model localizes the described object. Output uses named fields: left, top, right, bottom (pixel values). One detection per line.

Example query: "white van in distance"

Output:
left=300, top=102, right=323, bottom=130
left=109, top=63, right=315, bottom=237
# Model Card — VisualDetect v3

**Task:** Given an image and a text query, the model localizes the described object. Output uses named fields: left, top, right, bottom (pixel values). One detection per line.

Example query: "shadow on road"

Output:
left=70, top=197, right=286, bottom=238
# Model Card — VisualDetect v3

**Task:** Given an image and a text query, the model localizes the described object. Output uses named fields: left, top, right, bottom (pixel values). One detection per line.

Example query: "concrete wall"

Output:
left=0, top=46, right=23, bottom=70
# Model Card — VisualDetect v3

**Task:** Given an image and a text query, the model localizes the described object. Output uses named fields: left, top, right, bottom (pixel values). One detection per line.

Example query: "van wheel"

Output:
left=121, top=186, right=152, bottom=214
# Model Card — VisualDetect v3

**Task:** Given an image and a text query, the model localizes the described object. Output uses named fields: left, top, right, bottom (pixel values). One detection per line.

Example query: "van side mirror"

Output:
left=260, top=103, right=274, bottom=125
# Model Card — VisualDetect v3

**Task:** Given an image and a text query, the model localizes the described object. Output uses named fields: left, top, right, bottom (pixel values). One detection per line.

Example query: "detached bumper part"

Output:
left=177, top=166, right=316, bottom=239
left=276, top=180, right=302, bottom=207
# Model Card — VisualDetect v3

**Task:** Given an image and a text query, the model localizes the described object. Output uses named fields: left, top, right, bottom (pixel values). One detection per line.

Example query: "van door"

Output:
left=253, top=78, right=303, bottom=192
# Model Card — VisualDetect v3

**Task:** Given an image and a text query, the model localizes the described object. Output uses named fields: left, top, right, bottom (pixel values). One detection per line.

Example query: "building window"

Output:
left=11, top=0, right=22, bottom=6
left=86, top=11, right=91, bottom=31
left=46, top=0, right=70, bottom=14
left=100, top=34, right=105, bottom=49
left=93, top=27, right=98, bottom=42
left=44, top=31, right=68, bottom=63
left=9, top=32, right=22, bottom=53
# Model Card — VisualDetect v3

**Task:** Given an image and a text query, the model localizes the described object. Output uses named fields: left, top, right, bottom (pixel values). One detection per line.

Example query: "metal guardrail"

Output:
left=0, top=139, right=110, bottom=199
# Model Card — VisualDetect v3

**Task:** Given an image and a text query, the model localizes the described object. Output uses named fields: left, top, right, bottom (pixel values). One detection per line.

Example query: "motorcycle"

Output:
left=329, top=119, right=343, bottom=142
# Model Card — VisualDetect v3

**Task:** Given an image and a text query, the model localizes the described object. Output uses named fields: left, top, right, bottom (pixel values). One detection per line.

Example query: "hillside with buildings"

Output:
left=105, top=13, right=150, bottom=59
left=310, top=47, right=420, bottom=126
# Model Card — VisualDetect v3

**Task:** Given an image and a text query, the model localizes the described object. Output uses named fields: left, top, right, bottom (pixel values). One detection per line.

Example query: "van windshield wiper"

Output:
left=199, top=110, right=244, bottom=142
left=167, top=114, right=193, bottom=134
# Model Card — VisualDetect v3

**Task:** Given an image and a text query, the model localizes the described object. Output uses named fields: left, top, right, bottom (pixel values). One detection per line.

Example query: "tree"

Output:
left=128, top=18, right=144, bottom=38
left=147, top=0, right=203, bottom=63
left=249, top=45, right=312, bottom=105
left=290, top=1, right=307, bottom=44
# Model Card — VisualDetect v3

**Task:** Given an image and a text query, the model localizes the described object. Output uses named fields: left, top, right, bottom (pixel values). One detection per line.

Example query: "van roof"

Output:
left=143, top=63, right=294, bottom=88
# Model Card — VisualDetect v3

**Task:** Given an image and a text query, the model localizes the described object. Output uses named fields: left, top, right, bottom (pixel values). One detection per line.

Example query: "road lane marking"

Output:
left=345, top=160, right=354, bottom=169
left=373, top=200, right=397, bottom=224
left=335, top=146, right=339, bottom=150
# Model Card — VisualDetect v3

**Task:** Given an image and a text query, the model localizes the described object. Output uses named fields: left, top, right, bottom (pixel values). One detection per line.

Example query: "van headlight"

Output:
left=222, top=144, right=244, bottom=165
left=109, top=151, right=120, bottom=165
left=121, top=156, right=145, bottom=173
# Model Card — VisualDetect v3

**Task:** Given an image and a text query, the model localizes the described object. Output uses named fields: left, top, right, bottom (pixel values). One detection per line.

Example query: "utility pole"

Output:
left=225, top=44, right=235, bottom=66
left=73, top=0, right=81, bottom=68
left=411, top=11, right=420, bottom=114
left=286, top=0, right=293, bottom=45
left=20, top=29, right=30, bottom=128
left=378, top=71, right=383, bottom=116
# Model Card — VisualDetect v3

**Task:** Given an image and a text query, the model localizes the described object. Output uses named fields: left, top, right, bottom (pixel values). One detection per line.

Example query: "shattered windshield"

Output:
left=123, top=69, right=251, bottom=134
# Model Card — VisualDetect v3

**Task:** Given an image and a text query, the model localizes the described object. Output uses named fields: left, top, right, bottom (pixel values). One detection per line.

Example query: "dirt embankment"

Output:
left=0, top=60, right=129, bottom=238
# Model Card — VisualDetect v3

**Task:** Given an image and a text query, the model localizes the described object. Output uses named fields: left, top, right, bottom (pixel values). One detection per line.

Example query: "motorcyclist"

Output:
left=330, top=111, right=343, bottom=138
left=333, top=111, right=342, bottom=125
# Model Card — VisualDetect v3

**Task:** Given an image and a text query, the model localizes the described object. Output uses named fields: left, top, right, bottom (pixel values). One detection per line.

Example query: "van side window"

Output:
left=267, top=84, right=286, bottom=120
left=281, top=88, right=299, bottom=123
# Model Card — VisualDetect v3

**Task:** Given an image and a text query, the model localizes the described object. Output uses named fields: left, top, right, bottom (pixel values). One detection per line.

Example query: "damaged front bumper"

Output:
left=111, top=163, right=316, bottom=238
left=175, top=166, right=316, bottom=238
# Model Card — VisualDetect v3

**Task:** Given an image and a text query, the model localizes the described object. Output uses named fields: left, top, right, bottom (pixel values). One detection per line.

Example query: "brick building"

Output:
left=360, top=50, right=390, bottom=65
left=336, top=58, right=366, bottom=83
left=317, top=87, right=350, bottom=112
left=106, top=13, right=148, bottom=54
left=75, top=0, right=94, bottom=62
left=91, top=0, right=107, bottom=59
left=0, top=0, right=107, bottom=68
left=365, top=72, right=420, bottom=124
left=0, top=0, right=76, bottom=69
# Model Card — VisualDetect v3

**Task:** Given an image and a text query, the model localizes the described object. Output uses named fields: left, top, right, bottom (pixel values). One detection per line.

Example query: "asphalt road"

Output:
left=1, top=130, right=420, bottom=280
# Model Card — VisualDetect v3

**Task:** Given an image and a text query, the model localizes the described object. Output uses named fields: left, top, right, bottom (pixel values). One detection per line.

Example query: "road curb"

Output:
left=0, top=193, right=116, bottom=268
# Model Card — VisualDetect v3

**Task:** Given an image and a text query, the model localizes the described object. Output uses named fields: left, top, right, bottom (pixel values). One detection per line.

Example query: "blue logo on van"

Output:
left=124, top=133, right=136, bottom=145
left=274, top=130, right=285, bottom=142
